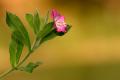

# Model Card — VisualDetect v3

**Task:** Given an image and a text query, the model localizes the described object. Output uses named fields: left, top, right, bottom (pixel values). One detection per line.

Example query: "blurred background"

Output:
left=0, top=0, right=120, bottom=80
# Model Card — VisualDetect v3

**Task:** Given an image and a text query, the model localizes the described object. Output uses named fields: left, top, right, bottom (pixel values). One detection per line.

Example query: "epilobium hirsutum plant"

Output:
left=0, top=9, right=71, bottom=79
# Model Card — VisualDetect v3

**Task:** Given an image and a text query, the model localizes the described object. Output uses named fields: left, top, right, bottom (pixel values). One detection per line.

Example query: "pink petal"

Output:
left=55, top=16, right=65, bottom=22
left=56, top=26, right=66, bottom=32
left=51, top=9, right=61, bottom=19
left=51, top=9, right=67, bottom=33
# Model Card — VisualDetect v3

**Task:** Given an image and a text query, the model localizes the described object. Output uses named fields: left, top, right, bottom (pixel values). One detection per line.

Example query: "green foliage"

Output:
left=20, top=62, right=42, bottom=73
left=9, top=31, right=24, bottom=67
left=33, top=22, right=54, bottom=49
left=26, top=10, right=40, bottom=34
left=6, top=12, right=31, bottom=67
left=6, top=12, right=31, bottom=51
left=37, top=22, right=54, bottom=39
left=44, top=10, right=50, bottom=26
left=41, top=29, right=57, bottom=43
left=34, top=11, right=41, bottom=34
left=9, top=39, right=17, bottom=67
left=25, top=14, right=34, bottom=30
left=5, top=10, right=71, bottom=76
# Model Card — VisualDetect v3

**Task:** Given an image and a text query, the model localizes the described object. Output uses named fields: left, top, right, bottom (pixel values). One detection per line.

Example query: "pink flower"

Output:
left=51, top=9, right=67, bottom=33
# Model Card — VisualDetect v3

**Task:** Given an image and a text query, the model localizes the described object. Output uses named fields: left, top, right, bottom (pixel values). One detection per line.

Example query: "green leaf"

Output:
left=26, top=14, right=34, bottom=29
left=9, top=39, right=17, bottom=67
left=6, top=12, right=31, bottom=51
left=26, top=11, right=41, bottom=34
left=33, top=11, right=40, bottom=34
left=9, top=31, right=24, bottom=67
left=38, top=10, right=50, bottom=32
left=16, top=41, right=23, bottom=64
left=41, top=30, right=57, bottom=43
left=20, top=62, right=42, bottom=73
left=37, top=22, right=54, bottom=39
left=11, top=31, right=24, bottom=64
left=40, top=18, right=45, bottom=30
left=33, top=22, right=54, bottom=49
left=44, top=10, right=49, bottom=26
left=11, top=32, right=24, bottom=66
left=11, top=31, right=23, bottom=44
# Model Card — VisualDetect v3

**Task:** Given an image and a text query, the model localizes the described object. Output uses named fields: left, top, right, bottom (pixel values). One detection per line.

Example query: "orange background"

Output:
left=0, top=0, right=120, bottom=80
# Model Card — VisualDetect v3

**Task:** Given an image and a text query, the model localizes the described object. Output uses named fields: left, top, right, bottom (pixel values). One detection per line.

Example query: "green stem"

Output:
left=0, top=39, right=40, bottom=80
left=17, top=51, right=31, bottom=67
left=0, top=68, right=15, bottom=80
left=0, top=52, right=32, bottom=80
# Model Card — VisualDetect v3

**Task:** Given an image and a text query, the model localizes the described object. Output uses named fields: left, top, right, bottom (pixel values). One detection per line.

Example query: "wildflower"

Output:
left=51, top=9, right=67, bottom=33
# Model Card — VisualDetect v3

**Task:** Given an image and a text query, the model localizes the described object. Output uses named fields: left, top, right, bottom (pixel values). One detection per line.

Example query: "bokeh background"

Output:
left=0, top=0, right=120, bottom=80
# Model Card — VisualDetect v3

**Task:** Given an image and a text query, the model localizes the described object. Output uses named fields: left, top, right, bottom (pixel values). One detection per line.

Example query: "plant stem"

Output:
left=0, top=68, right=15, bottom=80
left=0, top=52, right=32, bottom=80
left=0, top=39, right=40, bottom=80
left=17, top=51, right=31, bottom=67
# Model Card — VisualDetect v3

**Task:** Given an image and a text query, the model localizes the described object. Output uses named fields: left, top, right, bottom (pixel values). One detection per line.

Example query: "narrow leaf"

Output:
left=44, top=10, right=49, bottom=25
left=9, top=39, right=17, bottom=67
left=26, top=14, right=34, bottom=29
left=37, top=22, right=54, bottom=39
left=12, top=31, right=24, bottom=64
left=20, top=62, right=42, bottom=73
left=11, top=31, right=23, bottom=44
left=16, top=41, right=24, bottom=64
left=34, top=11, right=40, bottom=34
left=41, top=30, right=57, bottom=43
left=34, top=22, right=54, bottom=48
left=40, top=10, right=50, bottom=31
left=10, top=31, right=24, bottom=67
left=6, top=12, right=31, bottom=51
